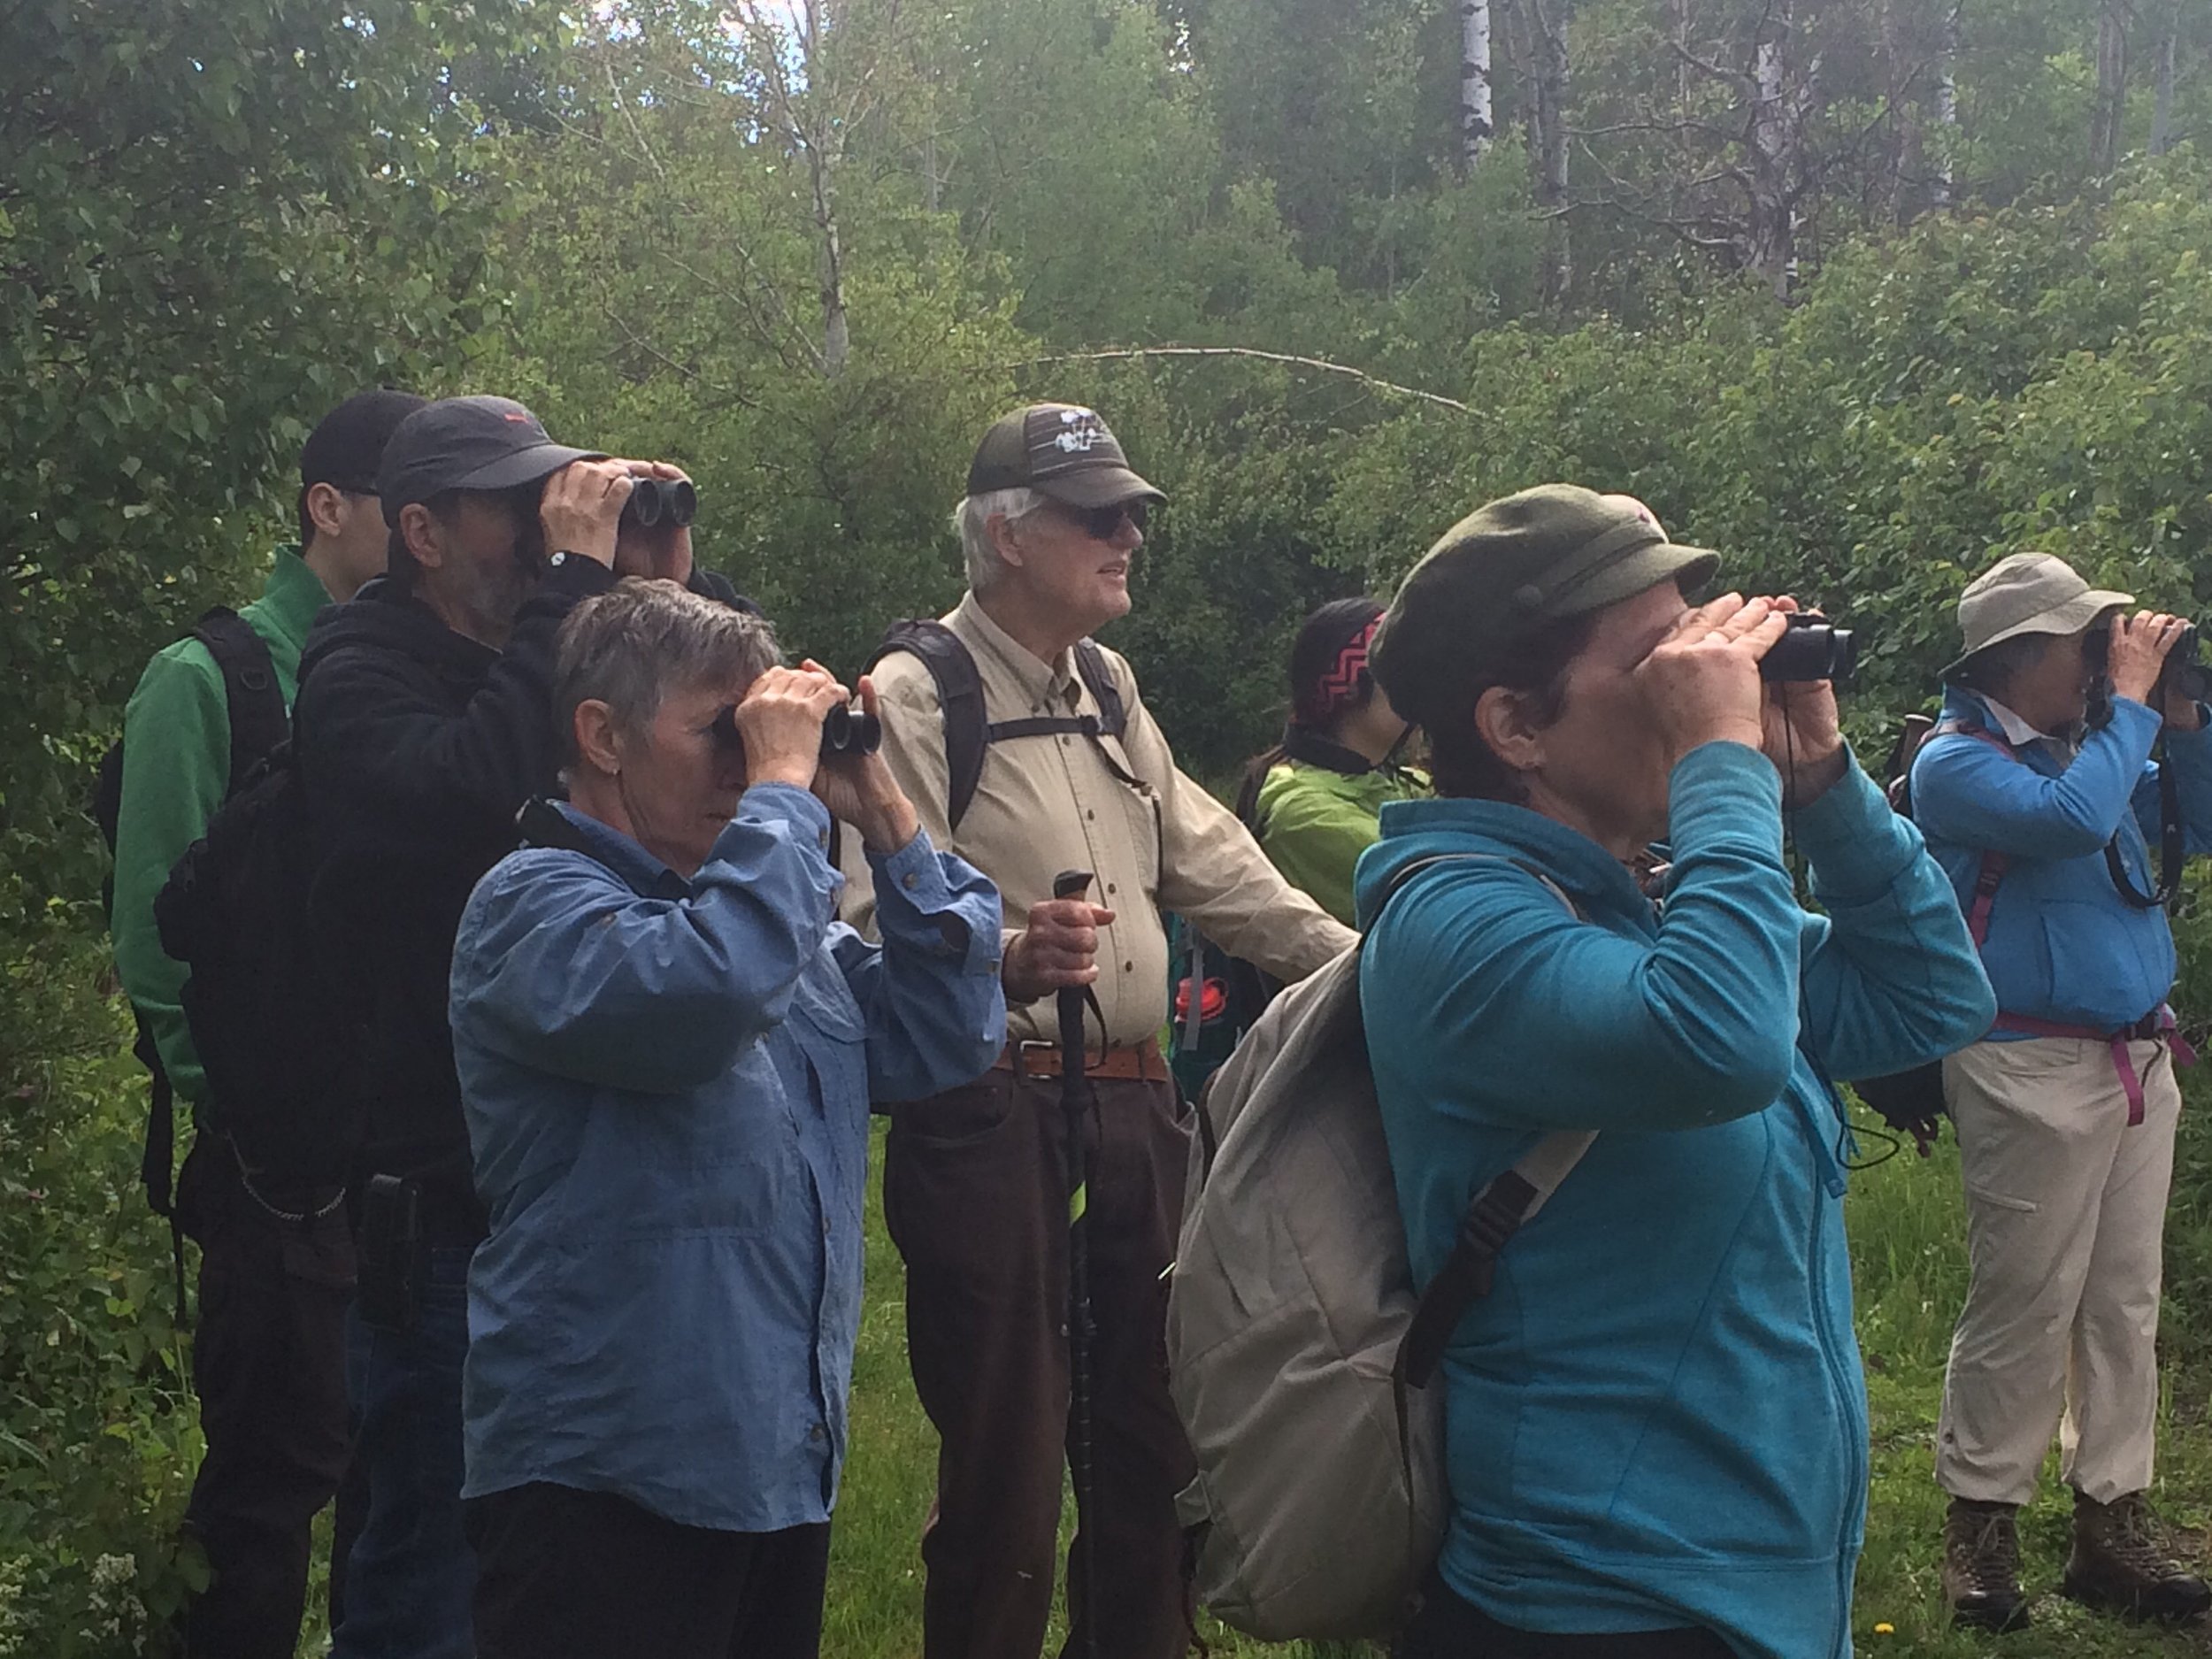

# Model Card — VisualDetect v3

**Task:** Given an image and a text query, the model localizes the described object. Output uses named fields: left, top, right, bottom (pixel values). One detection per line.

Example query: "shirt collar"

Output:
left=1972, top=692, right=2056, bottom=748
left=953, top=591, right=1081, bottom=709
left=261, top=544, right=334, bottom=656
left=541, top=800, right=693, bottom=901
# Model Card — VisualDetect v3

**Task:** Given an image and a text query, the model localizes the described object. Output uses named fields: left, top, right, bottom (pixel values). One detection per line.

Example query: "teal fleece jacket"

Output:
left=1357, top=743, right=1994, bottom=1659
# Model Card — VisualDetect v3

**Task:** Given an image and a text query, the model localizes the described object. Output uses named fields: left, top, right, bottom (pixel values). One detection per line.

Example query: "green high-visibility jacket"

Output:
left=1254, top=758, right=1430, bottom=928
left=110, top=547, right=331, bottom=1104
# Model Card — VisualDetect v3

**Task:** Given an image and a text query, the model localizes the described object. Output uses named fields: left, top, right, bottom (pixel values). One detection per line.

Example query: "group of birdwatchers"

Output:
left=102, top=384, right=2212, bottom=1659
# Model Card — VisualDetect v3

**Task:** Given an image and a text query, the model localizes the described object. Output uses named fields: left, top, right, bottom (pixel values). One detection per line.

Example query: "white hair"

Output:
left=953, top=487, right=1043, bottom=592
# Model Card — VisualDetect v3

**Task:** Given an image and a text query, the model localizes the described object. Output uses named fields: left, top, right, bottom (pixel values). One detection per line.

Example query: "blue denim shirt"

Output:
left=449, top=785, right=1004, bottom=1532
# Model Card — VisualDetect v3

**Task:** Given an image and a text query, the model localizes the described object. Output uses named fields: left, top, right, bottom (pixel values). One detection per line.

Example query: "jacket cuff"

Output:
left=870, top=830, right=999, bottom=979
left=541, top=556, right=620, bottom=600
left=1667, top=741, right=1785, bottom=865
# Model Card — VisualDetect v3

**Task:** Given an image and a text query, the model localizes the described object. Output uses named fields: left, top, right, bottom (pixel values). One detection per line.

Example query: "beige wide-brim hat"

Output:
left=1941, top=551, right=2135, bottom=680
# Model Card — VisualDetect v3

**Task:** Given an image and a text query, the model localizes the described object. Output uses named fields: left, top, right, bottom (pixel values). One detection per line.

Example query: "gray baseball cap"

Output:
left=1944, top=552, right=2134, bottom=680
left=966, top=403, right=1164, bottom=510
left=377, top=396, right=607, bottom=526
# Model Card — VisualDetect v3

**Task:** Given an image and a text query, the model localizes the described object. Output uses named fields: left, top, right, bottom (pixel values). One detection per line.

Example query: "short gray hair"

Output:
left=953, top=487, right=1042, bottom=592
left=554, top=579, right=781, bottom=772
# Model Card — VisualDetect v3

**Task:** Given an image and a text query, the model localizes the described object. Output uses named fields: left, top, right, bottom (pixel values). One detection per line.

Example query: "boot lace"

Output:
left=2100, top=1494, right=2182, bottom=1579
left=1954, top=1512, right=2020, bottom=1593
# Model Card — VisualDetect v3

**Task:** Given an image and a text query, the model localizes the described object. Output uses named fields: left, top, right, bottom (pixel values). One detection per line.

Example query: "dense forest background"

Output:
left=5, top=0, right=2212, bottom=1647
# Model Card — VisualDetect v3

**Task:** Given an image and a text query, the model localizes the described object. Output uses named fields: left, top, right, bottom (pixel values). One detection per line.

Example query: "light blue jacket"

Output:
left=1909, top=687, right=2212, bottom=1032
left=449, top=786, right=1003, bottom=1532
left=1358, top=744, right=1994, bottom=1659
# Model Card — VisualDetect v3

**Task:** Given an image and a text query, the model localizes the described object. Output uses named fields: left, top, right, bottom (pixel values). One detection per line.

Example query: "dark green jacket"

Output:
left=110, top=548, right=330, bottom=1103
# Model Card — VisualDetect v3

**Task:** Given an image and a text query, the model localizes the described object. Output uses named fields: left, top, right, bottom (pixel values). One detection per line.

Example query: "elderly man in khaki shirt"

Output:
left=858, top=403, right=1353, bottom=1659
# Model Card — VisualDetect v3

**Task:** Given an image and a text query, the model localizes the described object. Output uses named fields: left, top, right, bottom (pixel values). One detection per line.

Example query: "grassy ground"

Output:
left=280, top=1115, right=2212, bottom=1658
left=814, top=1119, right=2212, bottom=1659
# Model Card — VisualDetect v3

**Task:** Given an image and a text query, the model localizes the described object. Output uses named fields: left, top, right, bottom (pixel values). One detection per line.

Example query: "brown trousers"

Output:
left=885, top=1070, right=1195, bottom=1659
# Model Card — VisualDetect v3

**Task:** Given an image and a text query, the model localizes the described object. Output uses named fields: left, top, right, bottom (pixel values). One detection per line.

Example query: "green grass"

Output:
left=815, top=1120, right=2212, bottom=1659
left=270, top=1117, right=2212, bottom=1658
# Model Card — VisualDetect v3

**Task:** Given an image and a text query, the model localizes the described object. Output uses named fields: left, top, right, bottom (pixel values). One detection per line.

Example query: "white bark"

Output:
left=1460, top=0, right=1494, bottom=168
left=2093, top=1, right=2129, bottom=174
left=2151, top=0, right=2178, bottom=155
left=1932, top=1, right=1959, bottom=207
left=1747, top=36, right=1797, bottom=298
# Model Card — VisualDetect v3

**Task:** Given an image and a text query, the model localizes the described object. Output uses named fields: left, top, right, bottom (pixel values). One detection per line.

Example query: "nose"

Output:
left=1117, top=515, right=1143, bottom=554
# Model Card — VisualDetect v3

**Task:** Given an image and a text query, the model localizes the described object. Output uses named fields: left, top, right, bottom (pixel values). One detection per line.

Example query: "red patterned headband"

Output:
left=1296, top=616, right=1380, bottom=726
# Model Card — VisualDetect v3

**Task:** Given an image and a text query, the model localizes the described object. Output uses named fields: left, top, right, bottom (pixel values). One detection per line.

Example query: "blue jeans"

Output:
left=332, top=1244, right=475, bottom=1659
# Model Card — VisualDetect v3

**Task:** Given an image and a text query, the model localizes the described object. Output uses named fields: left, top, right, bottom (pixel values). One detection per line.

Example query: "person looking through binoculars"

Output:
left=291, top=396, right=750, bottom=1659
left=1910, top=552, right=2212, bottom=1632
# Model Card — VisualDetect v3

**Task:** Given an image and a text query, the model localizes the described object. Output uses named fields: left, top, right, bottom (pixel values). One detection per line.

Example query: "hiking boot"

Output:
left=1943, top=1498, right=2031, bottom=1632
left=2062, top=1489, right=2212, bottom=1623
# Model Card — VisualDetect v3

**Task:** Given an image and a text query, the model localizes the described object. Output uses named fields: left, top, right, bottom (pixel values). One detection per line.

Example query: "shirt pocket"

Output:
left=789, top=966, right=870, bottom=1109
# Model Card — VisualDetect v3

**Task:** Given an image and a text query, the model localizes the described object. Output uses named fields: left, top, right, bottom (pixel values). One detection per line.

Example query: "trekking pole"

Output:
left=1053, top=867, right=1101, bottom=1659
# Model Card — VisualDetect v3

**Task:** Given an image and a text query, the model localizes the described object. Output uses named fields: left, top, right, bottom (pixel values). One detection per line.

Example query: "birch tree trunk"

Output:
left=1525, top=0, right=1571, bottom=305
left=1932, top=1, right=1959, bottom=209
left=1461, top=0, right=1494, bottom=169
left=1747, top=35, right=1801, bottom=300
left=2150, top=0, right=2179, bottom=155
left=2092, top=1, right=2130, bottom=174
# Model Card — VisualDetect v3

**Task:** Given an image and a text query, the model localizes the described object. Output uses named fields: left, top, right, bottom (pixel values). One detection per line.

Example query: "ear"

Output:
left=572, top=699, right=623, bottom=777
left=304, top=481, right=349, bottom=543
left=985, top=511, right=1027, bottom=572
left=398, top=501, right=445, bottom=571
left=1473, top=685, right=1549, bottom=777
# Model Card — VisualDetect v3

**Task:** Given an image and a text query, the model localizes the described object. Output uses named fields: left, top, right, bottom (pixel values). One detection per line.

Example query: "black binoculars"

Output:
left=820, top=704, right=881, bottom=758
left=1760, top=614, right=1857, bottom=687
left=709, top=702, right=880, bottom=761
left=622, top=476, right=697, bottom=529
left=2162, top=625, right=2212, bottom=705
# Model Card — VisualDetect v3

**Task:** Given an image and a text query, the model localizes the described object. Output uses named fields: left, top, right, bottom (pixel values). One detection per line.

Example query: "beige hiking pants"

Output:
left=1936, top=1034, right=2181, bottom=1506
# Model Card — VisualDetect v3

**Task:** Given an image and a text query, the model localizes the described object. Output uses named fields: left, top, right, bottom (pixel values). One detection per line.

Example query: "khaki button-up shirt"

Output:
left=850, top=593, right=1356, bottom=1049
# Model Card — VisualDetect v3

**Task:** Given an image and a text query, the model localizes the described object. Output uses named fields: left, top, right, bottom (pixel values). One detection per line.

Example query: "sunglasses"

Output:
left=1061, top=499, right=1148, bottom=541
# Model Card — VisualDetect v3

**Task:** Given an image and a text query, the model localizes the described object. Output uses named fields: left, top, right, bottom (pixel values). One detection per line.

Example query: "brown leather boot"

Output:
left=2062, top=1490, right=2212, bottom=1623
left=1944, top=1497, right=2031, bottom=1631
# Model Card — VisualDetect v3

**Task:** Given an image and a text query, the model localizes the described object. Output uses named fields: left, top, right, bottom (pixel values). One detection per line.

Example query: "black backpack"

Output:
left=154, top=734, right=365, bottom=1201
left=865, top=618, right=1129, bottom=830
left=94, top=610, right=288, bottom=1235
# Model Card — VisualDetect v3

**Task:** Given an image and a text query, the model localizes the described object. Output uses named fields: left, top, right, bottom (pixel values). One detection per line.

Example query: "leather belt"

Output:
left=995, top=1038, right=1168, bottom=1082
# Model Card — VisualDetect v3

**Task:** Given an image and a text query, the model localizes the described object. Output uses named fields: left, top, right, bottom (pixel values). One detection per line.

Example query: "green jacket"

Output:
left=1254, top=758, right=1429, bottom=928
left=110, top=547, right=331, bottom=1104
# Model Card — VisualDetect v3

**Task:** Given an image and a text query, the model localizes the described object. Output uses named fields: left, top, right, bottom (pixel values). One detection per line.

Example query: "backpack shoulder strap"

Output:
left=1071, top=639, right=1127, bottom=737
left=191, top=608, right=287, bottom=797
left=1367, top=851, right=1596, bottom=1393
left=870, top=619, right=989, bottom=831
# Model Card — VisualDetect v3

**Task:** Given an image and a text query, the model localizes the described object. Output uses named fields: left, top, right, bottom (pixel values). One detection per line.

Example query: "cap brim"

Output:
left=1941, top=588, right=2135, bottom=679
left=1033, top=466, right=1167, bottom=511
left=455, top=442, right=608, bottom=493
left=1560, top=541, right=1723, bottom=617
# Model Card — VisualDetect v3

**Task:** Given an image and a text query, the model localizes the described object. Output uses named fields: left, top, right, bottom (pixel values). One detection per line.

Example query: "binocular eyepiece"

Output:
left=820, top=704, right=881, bottom=758
left=1760, top=615, right=1857, bottom=687
left=622, top=476, right=697, bottom=529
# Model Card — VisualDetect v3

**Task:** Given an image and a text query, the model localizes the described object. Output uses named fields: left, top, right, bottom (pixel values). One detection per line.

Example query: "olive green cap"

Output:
left=1371, top=484, right=1721, bottom=729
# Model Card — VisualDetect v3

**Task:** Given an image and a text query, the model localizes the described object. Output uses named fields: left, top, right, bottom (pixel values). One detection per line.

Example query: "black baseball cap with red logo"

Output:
left=377, top=395, right=608, bottom=526
left=965, top=403, right=1164, bottom=510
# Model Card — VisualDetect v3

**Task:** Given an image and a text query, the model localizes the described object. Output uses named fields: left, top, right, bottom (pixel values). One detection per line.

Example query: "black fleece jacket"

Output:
left=294, top=561, right=747, bottom=1237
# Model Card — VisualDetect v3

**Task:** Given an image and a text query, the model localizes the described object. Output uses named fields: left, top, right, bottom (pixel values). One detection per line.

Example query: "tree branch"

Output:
left=1006, top=347, right=1470, bottom=413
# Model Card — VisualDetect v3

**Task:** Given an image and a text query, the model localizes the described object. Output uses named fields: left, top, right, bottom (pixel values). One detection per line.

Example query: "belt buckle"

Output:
left=1016, top=1040, right=1056, bottom=1079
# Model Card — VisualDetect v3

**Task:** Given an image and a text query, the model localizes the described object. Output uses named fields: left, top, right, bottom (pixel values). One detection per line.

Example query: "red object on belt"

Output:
left=1991, top=1005, right=2195, bottom=1126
